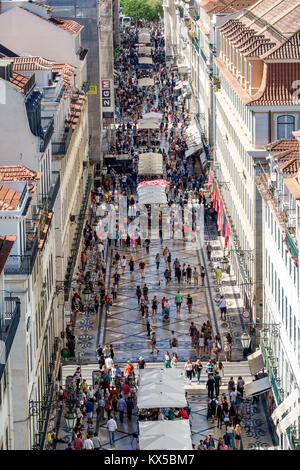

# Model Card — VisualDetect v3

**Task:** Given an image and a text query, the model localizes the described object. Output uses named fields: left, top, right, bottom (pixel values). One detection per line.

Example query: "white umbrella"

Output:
left=139, top=420, right=193, bottom=450
left=142, top=111, right=163, bottom=120
left=138, top=78, right=155, bottom=87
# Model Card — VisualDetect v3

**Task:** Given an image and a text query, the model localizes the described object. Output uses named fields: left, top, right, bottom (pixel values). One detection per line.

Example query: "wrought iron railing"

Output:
left=52, top=127, right=73, bottom=155
left=4, top=236, right=39, bottom=275
left=0, top=297, right=21, bottom=382
left=40, top=119, right=54, bottom=153
left=64, top=174, right=93, bottom=301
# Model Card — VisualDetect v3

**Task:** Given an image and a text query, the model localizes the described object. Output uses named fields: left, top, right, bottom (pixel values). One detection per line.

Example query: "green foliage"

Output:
left=120, top=0, right=163, bottom=22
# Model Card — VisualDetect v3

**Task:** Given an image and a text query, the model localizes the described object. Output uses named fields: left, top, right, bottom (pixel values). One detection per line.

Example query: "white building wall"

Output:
left=0, top=7, right=81, bottom=69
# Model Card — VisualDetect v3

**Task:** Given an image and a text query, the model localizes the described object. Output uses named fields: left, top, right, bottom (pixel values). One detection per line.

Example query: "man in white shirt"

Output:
left=83, top=436, right=94, bottom=450
left=219, top=296, right=227, bottom=321
left=107, top=417, right=118, bottom=446
left=105, top=356, right=113, bottom=374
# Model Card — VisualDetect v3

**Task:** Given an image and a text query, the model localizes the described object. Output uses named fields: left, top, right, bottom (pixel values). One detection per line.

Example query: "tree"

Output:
left=120, top=0, right=163, bottom=22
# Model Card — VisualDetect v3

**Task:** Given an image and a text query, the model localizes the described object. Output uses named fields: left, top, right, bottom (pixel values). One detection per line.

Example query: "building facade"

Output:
left=257, top=133, right=300, bottom=449
left=0, top=2, right=91, bottom=449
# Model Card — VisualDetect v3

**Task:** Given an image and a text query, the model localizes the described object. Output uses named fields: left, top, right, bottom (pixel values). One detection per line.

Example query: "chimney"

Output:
left=0, top=58, right=14, bottom=80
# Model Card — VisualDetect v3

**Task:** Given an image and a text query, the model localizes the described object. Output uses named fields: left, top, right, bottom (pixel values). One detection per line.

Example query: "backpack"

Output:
left=172, top=338, right=178, bottom=347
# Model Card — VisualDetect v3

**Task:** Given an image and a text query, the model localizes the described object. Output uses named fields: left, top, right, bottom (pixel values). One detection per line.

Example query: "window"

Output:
left=289, top=307, right=292, bottom=341
left=278, top=279, right=281, bottom=309
left=277, top=115, right=295, bottom=139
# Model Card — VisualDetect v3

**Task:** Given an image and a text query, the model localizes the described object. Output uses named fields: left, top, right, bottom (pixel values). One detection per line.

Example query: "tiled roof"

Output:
left=8, top=72, right=30, bottom=93
left=0, top=184, right=21, bottom=211
left=198, top=0, right=256, bottom=13
left=0, top=235, right=16, bottom=275
left=48, top=16, right=83, bottom=35
left=262, top=31, right=300, bottom=60
left=284, top=176, right=300, bottom=199
left=267, top=139, right=299, bottom=152
left=32, top=2, right=53, bottom=12
left=13, top=56, right=53, bottom=71
left=249, top=62, right=300, bottom=106
left=20, top=7, right=83, bottom=35
left=0, top=165, right=41, bottom=181
left=52, top=62, right=76, bottom=89
left=267, top=138, right=300, bottom=175
left=65, top=92, right=87, bottom=131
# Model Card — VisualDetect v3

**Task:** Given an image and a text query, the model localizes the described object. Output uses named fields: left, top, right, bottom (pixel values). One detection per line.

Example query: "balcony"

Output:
left=40, top=172, right=60, bottom=212
left=40, top=119, right=54, bottom=153
left=260, top=336, right=284, bottom=405
left=4, top=235, right=39, bottom=275
left=0, top=297, right=21, bottom=382
left=52, top=126, right=73, bottom=156
left=286, top=228, right=298, bottom=260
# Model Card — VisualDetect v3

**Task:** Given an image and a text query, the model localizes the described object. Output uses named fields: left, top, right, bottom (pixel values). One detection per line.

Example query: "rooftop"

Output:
left=284, top=175, right=300, bottom=199
left=0, top=235, right=16, bottom=275
left=198, top=0, right=257, bottom=14
left=0, top=165, right=41, bottom=181
left=20, top=5, right=84, bottom=35
left=0, top=183, right=21, bottom=211
left=267, top=137, right=300, bottom=175
left=9, top=71, right=31, bottom=93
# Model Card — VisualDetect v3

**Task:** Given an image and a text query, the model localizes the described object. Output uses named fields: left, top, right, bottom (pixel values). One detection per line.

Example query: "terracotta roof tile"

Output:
left=48, top=16, right=83, bottom=35
left=0, top=235, right=16, bottom=275
left=284, top=175, right=300, bottom=199
left=0, top=165, right=41, bottom=181
left=20, top=7, right=83, bottom=35
left=13, top=56, right=53, bottom=71
left=267, top=139, right=299, bottom=152
left=0, top=184, right=21, bottom=211
left=249, top=62, right=300, bottom=106
left=262, top=31, right=300, bottom=60
left=198, top=0, right=256, bottom=13
left=9, top=71, right=30, bottom=93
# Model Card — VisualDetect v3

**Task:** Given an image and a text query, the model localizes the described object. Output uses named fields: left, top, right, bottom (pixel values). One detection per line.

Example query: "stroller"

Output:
left=162, top=307, right=169, bottom=321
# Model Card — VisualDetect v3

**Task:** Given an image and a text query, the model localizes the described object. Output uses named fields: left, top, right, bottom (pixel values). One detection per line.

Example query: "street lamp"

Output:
left=241, top=332, right=251, bottom=358
left=64, top=411, right=77, bottom=431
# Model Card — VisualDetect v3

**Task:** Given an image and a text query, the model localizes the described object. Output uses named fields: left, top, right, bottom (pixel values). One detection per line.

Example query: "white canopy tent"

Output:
left=139, top=420, right=193, bottom=450
left=137, top=184, right=167, bottom=204
left=138, top=77, right=155, bottom=87
left=138, top=367, right=185, bottom=388
left=137, top=118, right=160, bottom=130
left=142, top=111, right=163, bottom=120
left=137, top=382, right=187, bottom=409
left=138, top=153, right=163, bottom=175
left=138, top=33, right=151, bottom=44
left=138, top=46, right=152, bottom=56
left=139, top=56, right=153, bottom=65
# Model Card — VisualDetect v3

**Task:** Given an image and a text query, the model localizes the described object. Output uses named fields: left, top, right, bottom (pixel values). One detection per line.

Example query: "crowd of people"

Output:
left=55, top=19, right=250, bottom=451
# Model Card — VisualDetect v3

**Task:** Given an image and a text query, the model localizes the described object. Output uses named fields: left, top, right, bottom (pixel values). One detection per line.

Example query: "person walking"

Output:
left=219, top=296, right=227, bottom=321
left=234, top=424, right=242, bottom=450
left=175, top=290, right=183, bottom=312
left=139, top=260, right=145, bottom=278
left=184, top=359, right=193, bottom=384
left=164, top=351, right=171, bottom=368
left=152, top=296, right=158, bottom=316
left=214, top=371, right=222, bottom=397
left=237, top=376, right=245, bottom=398
left=121, top=256, right=127, bottom=274
left=200, top=266, right=205, bottom=286
left=215, top=266, right=222, bottom=286
left=217, top=404, right=224, bottom=429
left=195, top=360, right=203, bottom=384
left=151, top=332, right=159, bottom=354
left=136, top=286, right=142, bottom=305
left=107, top=417, right=117, bottom=446
left=206, top=375, right=215, bottom=399
left=186, top=294, right=193, bottom=314
left=126, top=397, right=134, bottom=421
left=193, top=267, right=199, bottom=286
left=129, top=256, right=135, bottom=273
left=224, top=340, right=231, bottom=361
left=206, top=242, right=212, bottom=261
left=171, top=353, right=178, bottom=368
left=186, top=264, right=192, bottom=285
left=155, top=253, right=161, bottom=270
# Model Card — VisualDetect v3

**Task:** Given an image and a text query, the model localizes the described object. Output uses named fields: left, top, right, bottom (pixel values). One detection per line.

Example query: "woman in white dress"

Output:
left=121, top=256, right=127, bottom=274
left=171, top=353, right=178, bottom=368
